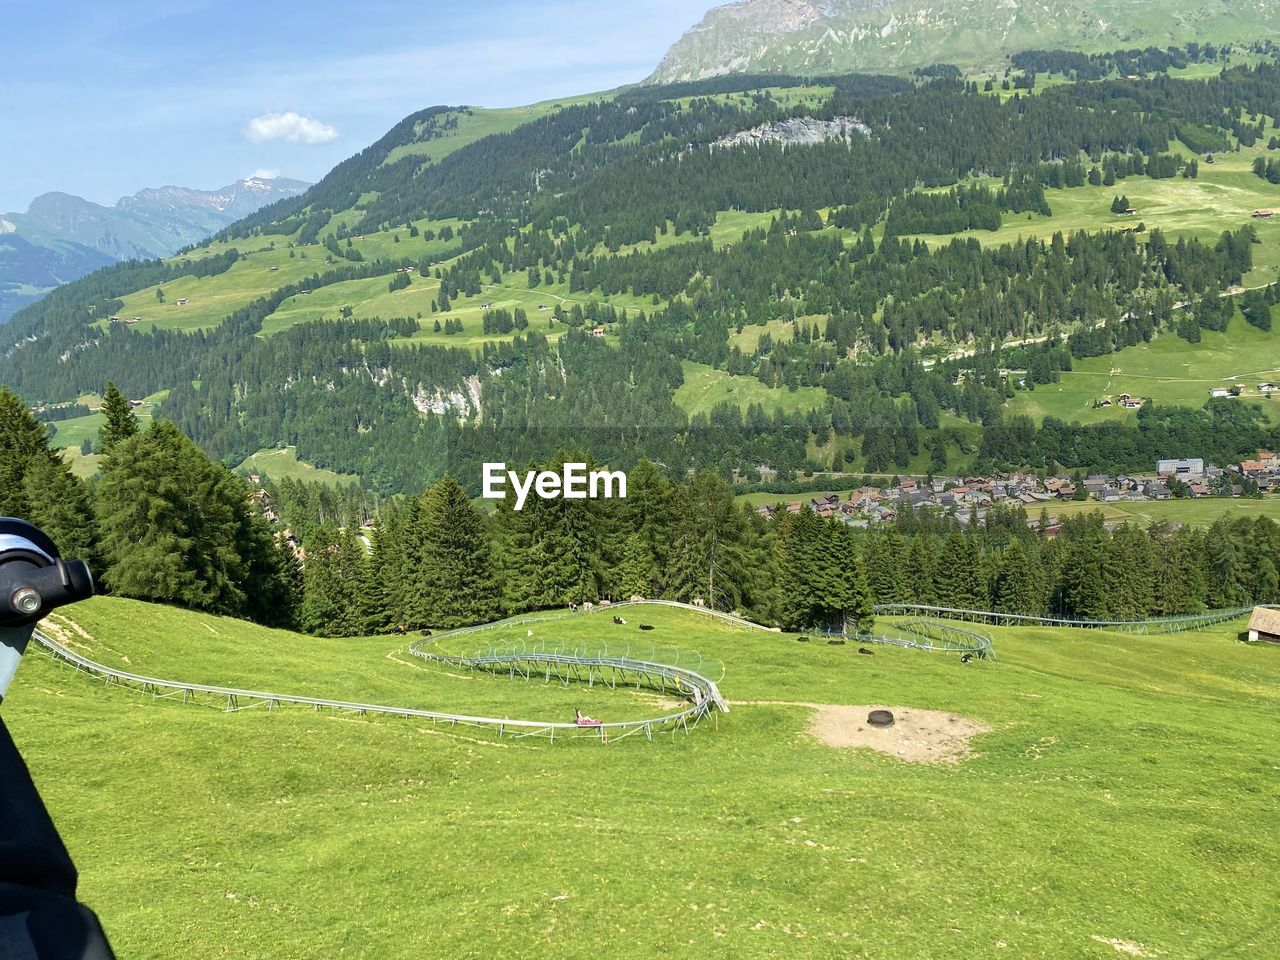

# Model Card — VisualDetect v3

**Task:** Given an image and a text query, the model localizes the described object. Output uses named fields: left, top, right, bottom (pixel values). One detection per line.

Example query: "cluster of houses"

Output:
left=755, top=452, right=1278, bottom=528
left=1096, top=392, right=1145, bottom=410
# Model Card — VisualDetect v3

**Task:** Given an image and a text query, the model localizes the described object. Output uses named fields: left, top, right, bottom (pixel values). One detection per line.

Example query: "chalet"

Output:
left=1247, top=606, right=1280, bottom=643
left=1259, top=383, right=1278, bottom=394
left=722, top=243, right=734, bottom=253
left=1188, top=482, right=1211, bottom=497
left=1122, top=397, right=1143, bottom=410
left=1123, top=208, right=1138, bottom=216
left=126, top=317, right=141, bottom=325
left=1240, top=460, right=1265, bottom=474
left=900, top=478, right=918, bottom=491
left=1260, top=450, right=1279, bottom=469
left=1099, top=485, right=1123, bottom=502
left=1084, top=475, right=1109, bottom=495
left=1056, top=484, right=1077, bottom=500
left=176, top=298, right=188, bottom=305
left=128, top=399, right=143, bottom=408
left=1097, top=398, right=1113, bottom=407
left=591, top=326, right=605, bottom=338
left=784, top=229, right=798, bottom=237
left=1253, top=209, right=1275, bottom=219
left=1210, top=387, right=1232, bottom=398
left=1148, top=483, right=1172, bottom=500
left=107, top=315, right=122, bottom=322
left=269, top=266, right=279, bottom=272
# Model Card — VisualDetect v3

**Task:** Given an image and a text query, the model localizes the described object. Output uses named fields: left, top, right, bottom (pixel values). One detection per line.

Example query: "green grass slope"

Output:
left=8, top=598, right=1280, bottom=958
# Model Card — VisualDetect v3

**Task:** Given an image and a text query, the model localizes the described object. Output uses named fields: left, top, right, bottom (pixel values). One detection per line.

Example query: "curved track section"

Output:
left=31, top=611, right=729, bottom=744
left=871, top=604, right=1267, bottom=634
left=29, top=599, right=1262, bottom=742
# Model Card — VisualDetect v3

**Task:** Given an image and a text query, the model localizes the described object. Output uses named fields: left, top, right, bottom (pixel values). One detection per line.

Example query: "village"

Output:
left=754, top=450, right=1280, bottom=531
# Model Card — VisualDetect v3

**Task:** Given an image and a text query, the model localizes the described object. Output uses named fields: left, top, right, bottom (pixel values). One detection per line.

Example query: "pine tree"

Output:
left=21, top=456, right=97, bottom=562
left=776, top=506, right=821, bottom=629
left=412, top=476, right=502, bottom=627
left=99, top=382, right=138, bottom=454
left=820, top=521, right=874, bottom=634
left=617, top=533, right=658, bottom=598
left=0, top=387, right=53, bottom=518
left=935, top=532, right=983, bottom=609
left=992, top=538, right=1040, bottom=614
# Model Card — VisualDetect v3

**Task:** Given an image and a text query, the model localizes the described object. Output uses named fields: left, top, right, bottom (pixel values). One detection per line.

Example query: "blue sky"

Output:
left=0, top=0, right=716, bottom=212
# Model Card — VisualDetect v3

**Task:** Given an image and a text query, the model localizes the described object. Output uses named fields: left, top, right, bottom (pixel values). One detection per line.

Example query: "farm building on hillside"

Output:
left=1247, top=607, right=1280, bottom=643
left=1253, top=209, right=1274, bottom=219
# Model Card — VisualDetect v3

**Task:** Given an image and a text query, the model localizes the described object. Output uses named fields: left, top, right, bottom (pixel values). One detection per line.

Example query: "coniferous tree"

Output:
left=617, top=533, right=658, bottom=598
left=992, top=538, right=1041, bottom=614
left=413, top=476, right=502, bottom=627
left=99, top=381, right=138, bottom=454
left=21, top=456, right=97, bottom=562
left=0, top=387, right=54, bottom=518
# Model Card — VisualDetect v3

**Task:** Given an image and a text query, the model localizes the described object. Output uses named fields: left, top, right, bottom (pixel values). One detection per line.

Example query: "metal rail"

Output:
left=871, top=603, right=1266, bottom=634
left=30, top=604, right=732, bottom=745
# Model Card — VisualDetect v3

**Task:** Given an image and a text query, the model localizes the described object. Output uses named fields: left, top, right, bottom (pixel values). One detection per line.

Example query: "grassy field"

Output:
left=382, top=91, right=616, bottom=167
left=1007, top=311, right=1280, bottom=425
left=897, top=140, right=1280, bottom=287
left=235, top=447, right=359, bottom=487
left=8, top=597, right=1279, bottom=958
left=675, top=361, right=828, bottom=417
left=1047, top=496, right=1280, bottom=527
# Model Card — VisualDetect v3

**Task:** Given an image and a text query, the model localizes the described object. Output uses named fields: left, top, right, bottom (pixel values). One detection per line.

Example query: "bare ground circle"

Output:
left=732, top=701, right=989, bottom=763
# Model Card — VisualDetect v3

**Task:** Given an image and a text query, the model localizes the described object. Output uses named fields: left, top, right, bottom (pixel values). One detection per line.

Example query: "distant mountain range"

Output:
left=649, top=0, right=1280, bottom=82
left=0, top=176, right=309, bottom=321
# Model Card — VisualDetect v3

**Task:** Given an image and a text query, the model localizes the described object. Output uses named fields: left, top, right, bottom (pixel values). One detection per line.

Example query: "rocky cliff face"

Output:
left=649, top=0, right=1280, bottom=81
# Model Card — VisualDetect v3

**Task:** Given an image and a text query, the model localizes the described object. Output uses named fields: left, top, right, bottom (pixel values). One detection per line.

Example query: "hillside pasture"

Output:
left=8, top=598, right=1279, bottom=958
left=235, top=447, right=358, bottom=487
left=1007, top=311, right=1280, bottom=425
left=674, top=361, right=828, bottom=417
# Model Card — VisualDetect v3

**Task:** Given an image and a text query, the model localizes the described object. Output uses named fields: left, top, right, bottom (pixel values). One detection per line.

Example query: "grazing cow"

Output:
left=960, top=653, right=975, bottom=664
left=582, top=601, right=595, bottom=615
left=828, top=639, right=847, bottom=646
left=568, top=602, right=578, bottom=613
left=639, top=624, right=655, bottom=631
left=630, top=595, right=645, bottom=603
left=796, top=635, right=810, bottom=643
left=692, top=598, right=706, bottom=608
left=612, top=615, right=627, bottom=625
left=599, top=599, right=611, bottom=607
left=857, top=647, right=875, bottom=656
left=420, top=629, right=432, bottom=638
left=393, top=624, right=407, bottom=636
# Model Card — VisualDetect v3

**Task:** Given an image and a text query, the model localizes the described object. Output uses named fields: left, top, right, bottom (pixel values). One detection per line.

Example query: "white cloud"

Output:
left=243, top=112, right=339, bottom=144
left=248, top=168, right=281, bottom=180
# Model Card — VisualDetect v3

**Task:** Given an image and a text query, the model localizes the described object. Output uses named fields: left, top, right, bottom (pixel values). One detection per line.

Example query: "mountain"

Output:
left=0, top=176, right=309, bottom=321
left=4, top=53, right=1280, bottom=494
left=649, top=0, right=1280, bottom=81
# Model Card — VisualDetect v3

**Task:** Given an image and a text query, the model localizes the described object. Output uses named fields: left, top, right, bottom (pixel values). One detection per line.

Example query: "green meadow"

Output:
left=8, top=598, right=1279, bottom=958
left=675, top=361, right=828, bottom=417
left=1047, top=496, right=1280, bottom=527
left=235, top=447, right=358, bottom=487
left=899, top=140, right=1280, bottom=287
left=1007, top=311, right=1280, bottom=426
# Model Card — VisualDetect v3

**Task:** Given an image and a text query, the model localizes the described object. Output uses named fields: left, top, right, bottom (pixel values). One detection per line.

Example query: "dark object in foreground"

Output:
left=858, top=647, right=875, bottom=656
left=639, top=624, right=655, bottom=631
left=960, top=653, right=975, bottom=663
left=867, top=709, right=895, bottom=727
left=827, top=638, right=846, bottom=646
left=796, top=635, right=809, bottom=643
left=0, top=517, right=113, bottom=959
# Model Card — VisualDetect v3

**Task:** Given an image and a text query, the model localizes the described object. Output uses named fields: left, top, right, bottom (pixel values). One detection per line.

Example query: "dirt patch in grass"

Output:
left=809, top=705, right=987, bottom=763
left=735, top=701, right=987, bottom=763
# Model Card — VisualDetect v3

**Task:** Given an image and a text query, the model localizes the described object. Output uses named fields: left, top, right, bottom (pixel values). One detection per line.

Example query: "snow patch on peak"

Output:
left=0, top=218, right=15, bottom=235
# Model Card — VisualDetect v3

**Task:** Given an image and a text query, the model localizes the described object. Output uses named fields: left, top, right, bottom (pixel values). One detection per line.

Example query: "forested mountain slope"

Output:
left=5, top=47, right=1280, bottom=495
